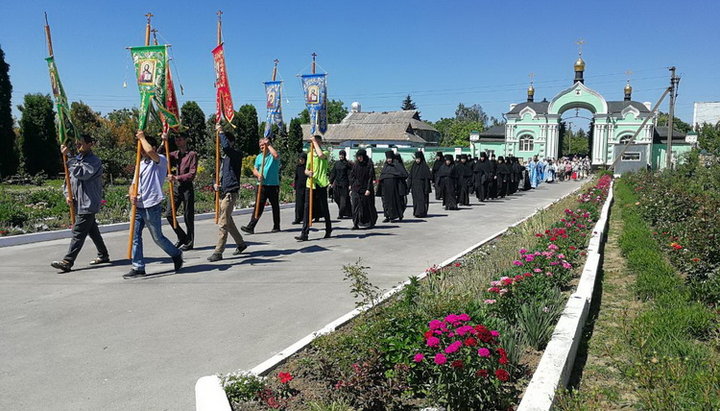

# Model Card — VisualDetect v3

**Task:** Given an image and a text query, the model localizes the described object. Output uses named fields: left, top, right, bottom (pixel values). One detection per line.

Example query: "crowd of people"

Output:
left=50, top=128, right=586, bottom=278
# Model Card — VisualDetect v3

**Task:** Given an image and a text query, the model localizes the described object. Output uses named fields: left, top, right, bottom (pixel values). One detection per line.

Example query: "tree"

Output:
left=297, top=99, right=348, bottom=125
left=234, top=104, right=260, bottom=155
left=455, top=103, right=488, bottom=125
left=698, top=122, right=720, bottom=155
left=401, top=94, right=417, bottom=111
left=18, top=93, right=60, bottom=176
left=180, top=101, right=207, bottom=156
left=442, top=120, right=485, bottom=146
left=0, top=45, right=19, bottom=177
left=657, top=111, right=692, bottom=134
left=287, top=117, right=304, bottom=153
left=70, top=101, right=101, bottom=136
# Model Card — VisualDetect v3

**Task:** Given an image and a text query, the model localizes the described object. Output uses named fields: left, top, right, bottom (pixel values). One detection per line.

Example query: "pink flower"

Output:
left=562, top=262, right=572, bottom=269
left=445, top=341, right=463, bottom=354
left=455, top=325, right=474, bottom=336
left=478, top=348, right=491, bottom=357
left=490, top=330, right=500, bottom=337
left=457, top=313, right=471, bottom=322
left=413, top=353, right=425, bottom=362
left=429, top=319, right=444, bottom=330
left=445, top=314, right=460, bottom=324
left=434, top=353, right=447, bottom=365
left=533, top=268, right=543, bottom=273
left=484, top=299, right=497, bottom=304
left=519, top=248, right=528, bottom=254
left=512, top=260, right=523, bottom=266
left=499, top=289, right=508, bottom=295
left=427, top=337, right=440, bottom=347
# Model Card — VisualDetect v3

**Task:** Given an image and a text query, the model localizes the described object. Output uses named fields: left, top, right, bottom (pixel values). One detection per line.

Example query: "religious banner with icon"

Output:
left=212, top=43, right=235, bottom=124
left=130, top=45, right=178, bottom=130
left=301, top=73, right=327, bottom=135
left=45, top=56, right=77, bottom=145
left=161, top=64, right=180, bottom=133
left=263, top=80, right=283, bottom=138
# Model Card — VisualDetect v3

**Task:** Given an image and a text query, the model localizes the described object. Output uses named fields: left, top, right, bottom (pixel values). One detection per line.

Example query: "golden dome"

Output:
left=624, top=82, right=632, bottom=94
left=527, top=84, right=535, bottom=96
left=574, top=57, right=585, bottom=71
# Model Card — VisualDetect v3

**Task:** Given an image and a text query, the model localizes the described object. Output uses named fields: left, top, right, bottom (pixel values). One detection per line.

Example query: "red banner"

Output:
left=212, top=43, right=234, bottom=124
left=161, top=64, right=180, bottom=133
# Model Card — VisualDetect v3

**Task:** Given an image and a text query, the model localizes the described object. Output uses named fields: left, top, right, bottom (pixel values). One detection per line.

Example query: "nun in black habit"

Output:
left=395, top=153, right=409, bottom=212
left=431, top=151, right=444, bottom=200
left=436, top=154, right=459, bottom=210
left=329, top=150, right=353, bottom=219
left=496, top=156, right=511, bottom=198
left=455, top=154, right=473, bottom=206
left=473, top=152, right=492, bottom=202
left=407, top=151, right=432, bottom=218
left=349, top=149, right=378, bottom=229
left=378, top=150, right=408, bottom=222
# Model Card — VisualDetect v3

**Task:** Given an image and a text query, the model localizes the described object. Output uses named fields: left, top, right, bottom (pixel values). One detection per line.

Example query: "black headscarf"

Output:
left=410, top=150, right=432, bottom=180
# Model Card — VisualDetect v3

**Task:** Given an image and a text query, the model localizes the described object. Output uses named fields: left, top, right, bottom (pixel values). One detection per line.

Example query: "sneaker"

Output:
left=207, top=253, right=223, bottom=262
left=123, top=268, right=146, bottom=279
left=240, top=225, right=254, bottom=234
left=271, top=228, right=281, bottom=233
left=295, top=235, right=308, bottom=242
left=172, top=253, right=183, bottom=272
left=233, top=244, right=248, bottom=255
left=89, top=256, right=110, bottom=265
left=51, top=260, right=72, bottom=273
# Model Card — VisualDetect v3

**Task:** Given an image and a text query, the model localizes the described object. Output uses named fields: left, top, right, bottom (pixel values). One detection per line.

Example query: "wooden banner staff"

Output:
left=127, top=12, right=153, bottom=259
left=44, top=13, right=75, bottom=226
left=308, top=53, right=317, bottom=227
left=214, top=10, right=223, bottom=224
left=254, top=60, right=279, bottom=219
left=152, top=28, right=178, bottom=229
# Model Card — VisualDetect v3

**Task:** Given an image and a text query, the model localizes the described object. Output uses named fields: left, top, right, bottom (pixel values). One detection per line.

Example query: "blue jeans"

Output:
left=132, top=203, right=181, bottom=271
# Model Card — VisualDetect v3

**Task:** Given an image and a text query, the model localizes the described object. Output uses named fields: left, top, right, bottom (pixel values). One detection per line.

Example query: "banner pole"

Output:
left=128, top=12, right=153, bottom=259
left=214, top=10, right=223, bottom=225
left=45, top=13, right=75, bottom=226
left=307, top=53, right=317, bottom=227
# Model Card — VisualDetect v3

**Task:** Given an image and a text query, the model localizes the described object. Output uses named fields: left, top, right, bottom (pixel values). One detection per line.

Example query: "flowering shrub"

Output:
left=410, top=314, right=514, bottom=409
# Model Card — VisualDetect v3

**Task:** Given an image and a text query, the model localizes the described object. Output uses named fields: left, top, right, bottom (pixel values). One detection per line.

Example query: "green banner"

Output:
left=130, top=45, right=179, bottom=131
left=45, top=56, right=77, bottom=145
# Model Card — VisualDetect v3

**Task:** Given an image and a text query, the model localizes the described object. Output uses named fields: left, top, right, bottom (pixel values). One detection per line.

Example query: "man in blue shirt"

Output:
left=124, top=131, right=183, bottom=278
left=241, top=138, right=281, bottom=234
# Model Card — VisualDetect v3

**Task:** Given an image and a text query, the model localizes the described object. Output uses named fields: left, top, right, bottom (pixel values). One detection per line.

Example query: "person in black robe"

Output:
left=455, top=154, right=473, bottom=206
left=378, top=150, right=408, bottom=222
left=407, top=151, right=432, bottom=218
left=496, top=156, right=511, bottom=198
left=489, top=154, right=498, bottom=199
left=521, top=158, right=532, bottom=191
left=349, top=149, right=378, bottom=229
left=329, top=150, right=353, bottom=219
left=436, top=155, right=459, bottom=210
left=292, top=153, right=307, bottom=224
left=511, top=156, right=523, bottom=194
left=395, top=153, right=409, bottom=213
left=473, top=152, right=492, bottom=202
left=431, top=151, right=444, bottom=200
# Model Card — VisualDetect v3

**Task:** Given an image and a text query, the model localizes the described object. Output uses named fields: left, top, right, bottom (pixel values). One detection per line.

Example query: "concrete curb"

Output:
left=0, top=203, right=294, bottom=248
left=517, top=181, right=614, bottom=411
left=196, top=183, right=588, bottom=411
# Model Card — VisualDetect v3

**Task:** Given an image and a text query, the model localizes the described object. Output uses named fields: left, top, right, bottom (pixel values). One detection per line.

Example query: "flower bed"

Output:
left=221, top=175, right=613, bottom=410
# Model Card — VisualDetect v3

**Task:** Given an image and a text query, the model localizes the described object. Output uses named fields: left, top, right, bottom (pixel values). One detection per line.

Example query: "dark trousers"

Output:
left=165, top=185, right=195, bottom=246
left=294, top=187, right=306, bottom=223
left=64, top=213, right=109, bottom=264
left=247, top=185, right=280, bottom=230
left=301, top=186, right=331, bottom=237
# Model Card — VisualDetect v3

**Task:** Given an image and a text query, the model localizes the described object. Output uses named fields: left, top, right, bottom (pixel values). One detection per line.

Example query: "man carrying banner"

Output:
left=207, top=124, right=247, bottom=262
left=296, top=135, right=332, bottom=241
left=165, top=131, right=197, bottom=250
left=241, top=137, right=281, bottom=234
left=51, top=135, right=110, bottom=273
left=124, top=131, right=183, bottom=278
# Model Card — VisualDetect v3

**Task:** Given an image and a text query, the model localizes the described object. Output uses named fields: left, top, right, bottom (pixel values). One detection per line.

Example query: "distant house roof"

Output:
left=507, top=101, right=550, bottom=115
left=477, top=125, right=506, bottom=142
left=653, top=126, right=689, bottom=144
left=301, top=109, right=438, bottom=145
left=607, top=101, right=651, bottom=114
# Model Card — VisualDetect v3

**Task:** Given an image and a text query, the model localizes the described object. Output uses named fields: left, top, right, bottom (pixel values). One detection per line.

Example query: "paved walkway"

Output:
left=0, top=180, right=583, bottom=410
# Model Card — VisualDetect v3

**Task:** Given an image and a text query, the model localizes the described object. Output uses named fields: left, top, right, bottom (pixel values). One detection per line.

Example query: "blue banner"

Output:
left=263, top=80, right=284, bottom=138
left=301, top=73, right=327, bottom=135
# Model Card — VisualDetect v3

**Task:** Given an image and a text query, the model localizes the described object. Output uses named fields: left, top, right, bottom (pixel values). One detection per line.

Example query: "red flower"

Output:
left=278, top=372, right=293, bottom=384
left=453, top=262, right=462, bottom=267
left=495, top=368, right=510, bottom=382
left=464, top=337, right=478, bottom=346
left=424, top=330, right=434, bottom=339
left=691, top=258, right=701, bottom=262
left=451, top=360, right=464, bottom=368
left=476, top=369, right=489, bottom=378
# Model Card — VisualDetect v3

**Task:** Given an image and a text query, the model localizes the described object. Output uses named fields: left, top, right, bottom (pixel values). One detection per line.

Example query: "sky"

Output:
left=1, top=0, right=719, bottom=130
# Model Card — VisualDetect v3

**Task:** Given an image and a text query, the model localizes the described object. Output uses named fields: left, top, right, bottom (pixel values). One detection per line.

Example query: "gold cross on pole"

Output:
left=576, top=39, right=585, bottom=56
left=529, top=72, right=535, bottom=85
left=145, top=12, right=154, bottom=24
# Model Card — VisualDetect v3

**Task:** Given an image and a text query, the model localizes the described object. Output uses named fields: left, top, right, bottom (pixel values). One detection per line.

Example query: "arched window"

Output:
left=519, top=135, right=534, bottom=152
left=619, top=135, right=633, bottom=144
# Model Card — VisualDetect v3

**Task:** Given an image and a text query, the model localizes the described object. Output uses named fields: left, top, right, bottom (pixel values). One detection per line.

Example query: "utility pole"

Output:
left=666, top=66, right=680, bottom=169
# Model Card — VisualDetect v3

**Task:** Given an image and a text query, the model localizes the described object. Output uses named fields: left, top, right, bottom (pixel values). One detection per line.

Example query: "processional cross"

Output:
left=576, top=39, right=585, bottom=56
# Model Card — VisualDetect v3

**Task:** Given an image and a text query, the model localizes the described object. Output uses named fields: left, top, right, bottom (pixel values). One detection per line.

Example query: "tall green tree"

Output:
left=297, top=99, right=348, bottom=125
left=180, top=101, right=207, bottom=156
left=401, top=94, right=417, bottom=111
left=287, top=117, right=304, bottom=154
left=0, top=45, right=19, bottom=177
left=70, top=101, right=101, bottom=136
left=455, top=103, right=488, bottom=125
left=657, top=111, right=692, bottom=133
left=18, top=93, right=60, bottom=176
left=234, top=104, right=260, bottom=155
